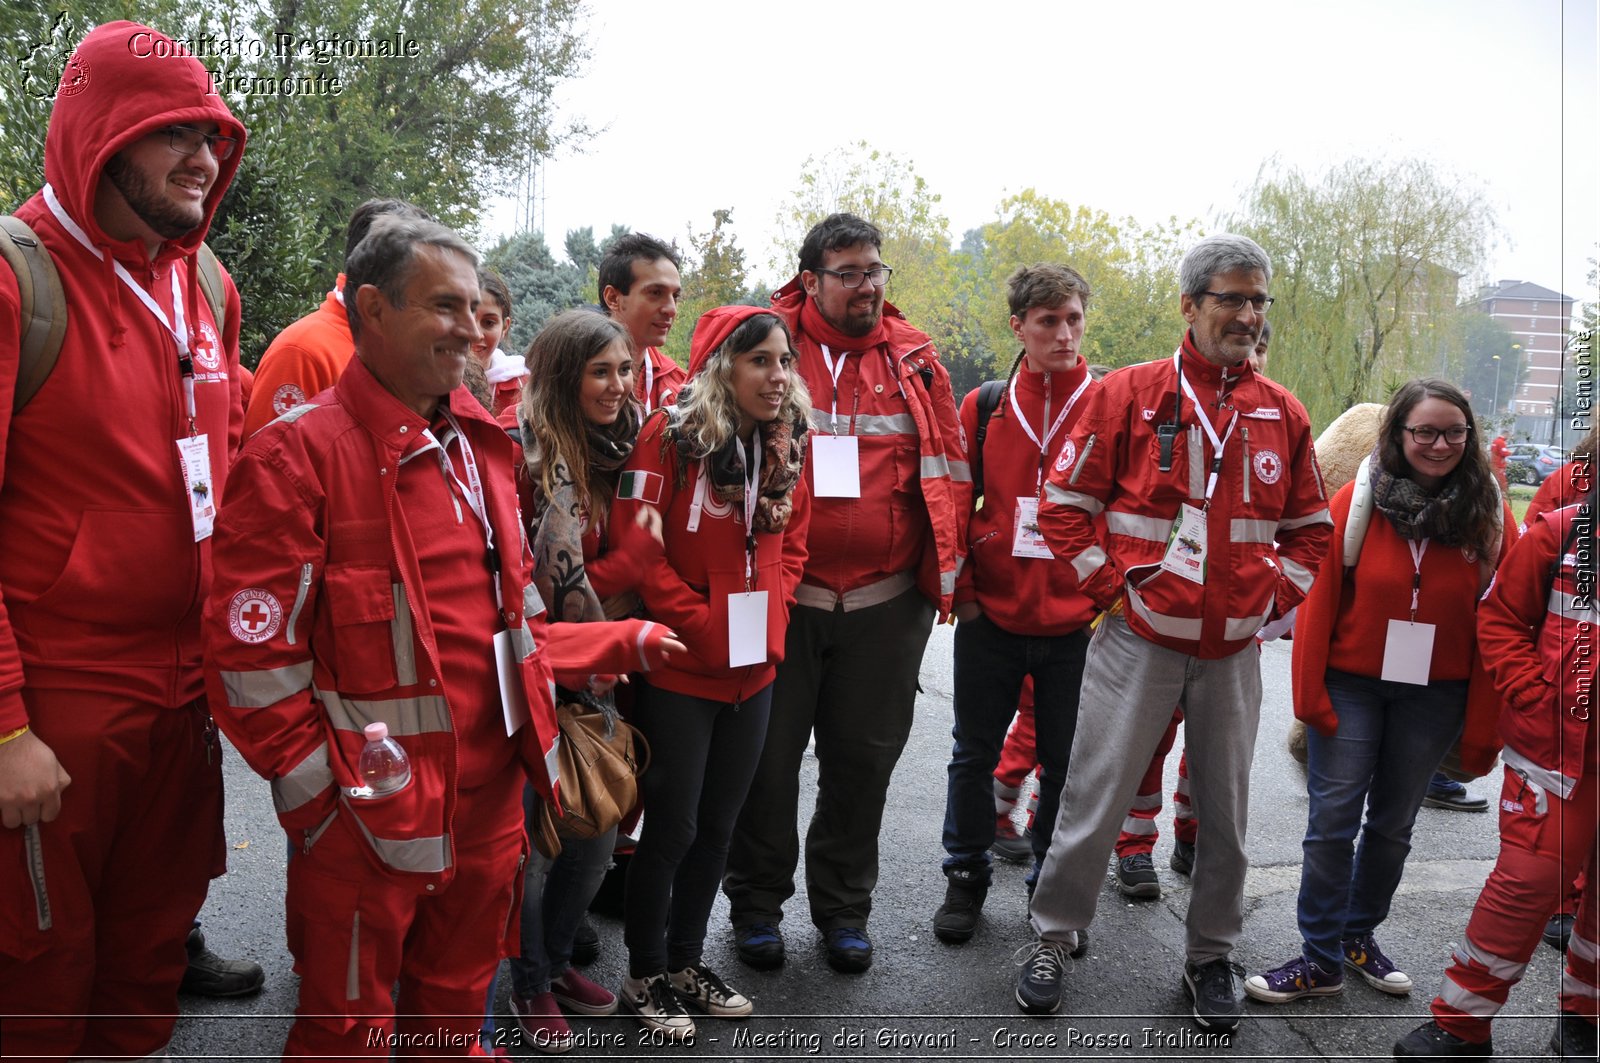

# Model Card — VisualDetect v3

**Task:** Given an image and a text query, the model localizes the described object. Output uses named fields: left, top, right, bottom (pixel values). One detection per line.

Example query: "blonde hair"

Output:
left=674, top=314, right=811, bottom=457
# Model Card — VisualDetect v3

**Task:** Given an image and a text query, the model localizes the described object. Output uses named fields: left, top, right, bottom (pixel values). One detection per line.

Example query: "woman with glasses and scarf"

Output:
left=610, top=306, right=811, bottom=1041
left=1245, top=378, right=1513, bottom=1008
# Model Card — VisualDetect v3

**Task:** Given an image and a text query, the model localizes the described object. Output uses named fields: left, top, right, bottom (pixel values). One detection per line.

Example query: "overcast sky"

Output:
left=489, top=0, right=1598, bottom=306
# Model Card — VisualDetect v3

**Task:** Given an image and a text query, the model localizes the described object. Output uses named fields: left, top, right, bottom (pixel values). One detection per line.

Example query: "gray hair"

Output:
left=1178, top=234, right=1271, bottom=298
left=344, top=215, right=479, bottom=339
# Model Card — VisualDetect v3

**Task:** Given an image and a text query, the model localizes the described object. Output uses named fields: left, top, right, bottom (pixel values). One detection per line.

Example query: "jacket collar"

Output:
left=334, top=354, right=497, bottom=453
left=1013, top=352, right=1088, bottom=398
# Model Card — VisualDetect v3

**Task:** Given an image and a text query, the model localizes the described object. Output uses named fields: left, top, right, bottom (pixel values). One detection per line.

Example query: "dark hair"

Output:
left=597, top=233, right=681, bottom=301
left=478, top=268, right=513, bottom=319
left=798, top=213, right=882, bottom=275
left=344, top=216, right=477, bottom=339
left=1007, top=263, right=1092, bottom=318
left=344, top=198, right=431, bottom=264
left=1377, top=377, right=1501, bottom=556
left=1258, top=320, right=1273, bottom=346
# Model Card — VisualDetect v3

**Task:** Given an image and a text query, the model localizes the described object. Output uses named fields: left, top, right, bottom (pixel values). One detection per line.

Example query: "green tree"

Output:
left=665, top=207, right=753, bottom=366
left=1452, top=309, right=1523, bottom=418
left=483, top=229, right=588, bottom=351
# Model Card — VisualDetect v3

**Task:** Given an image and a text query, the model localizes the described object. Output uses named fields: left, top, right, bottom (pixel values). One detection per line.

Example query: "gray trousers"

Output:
left=1029, top=612, right=1262, bottom=964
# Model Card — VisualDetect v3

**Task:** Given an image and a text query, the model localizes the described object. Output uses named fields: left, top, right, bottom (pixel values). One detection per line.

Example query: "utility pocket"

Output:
left=324, top=563, right=398, bottom=693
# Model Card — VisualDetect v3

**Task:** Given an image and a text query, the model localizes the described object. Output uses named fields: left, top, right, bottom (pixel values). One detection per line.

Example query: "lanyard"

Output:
left=735, top=432, right=760, bottom=588
left=1407, top=539, right=1428, bottom=621
left=642, top=354, right=656, bottom=414
left=820, top=344, right=849, bottom=432
left=1010, top=370, right=1091, bottom=494
left=429, top=410, right=502, bottom=607
left=1173, top=351, right=1239, bottom=505
left=44, top=184, right=199, bottom=434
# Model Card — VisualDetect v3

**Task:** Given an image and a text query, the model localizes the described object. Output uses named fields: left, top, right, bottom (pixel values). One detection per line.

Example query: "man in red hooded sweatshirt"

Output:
left=0, top=21, right=249, bottom=1060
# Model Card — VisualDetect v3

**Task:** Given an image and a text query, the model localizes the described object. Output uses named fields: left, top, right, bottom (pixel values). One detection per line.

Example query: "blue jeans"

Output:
left=507, top=785, right=616, bottom=997
left=1297, top=668, right=1467, bottom=971
left=942, top=614, right=1089, bottom=887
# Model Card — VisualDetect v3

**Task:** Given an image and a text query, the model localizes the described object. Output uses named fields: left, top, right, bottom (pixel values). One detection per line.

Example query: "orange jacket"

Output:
left=243, top=282, right=352, bottom=436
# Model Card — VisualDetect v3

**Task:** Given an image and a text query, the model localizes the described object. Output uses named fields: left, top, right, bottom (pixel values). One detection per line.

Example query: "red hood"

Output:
left=44, top=20, right=246, bottom=266
left=687, top=304, right=783, bottom=378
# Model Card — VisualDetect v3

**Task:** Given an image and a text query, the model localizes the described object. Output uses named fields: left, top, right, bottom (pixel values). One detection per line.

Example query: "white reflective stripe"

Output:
left=1107, top=511, right=1173, bottom=542
left=805, top=410, right=916, bottom=436
left=1502, top=745, right=1577, bottom=801
left=1281, top=556, right=1316, bottom=594
left=953, top=553, right=966, bottom=578
left=344, top=810, right=451, bottom=874
left=921, top=454, right=950, bottom=479
left=1119, top=817, right=1158, bottom=835
left=1223, top=601, right=1274, bottom=641
left=523, top=581, right=547, bottom=620
left=1561, top=969, right=1599, bottom=999
left=1045, top=482, right=1104, bottom=516
left=1278, top=508, right=1333, bottom=531
left=1230, top=518, right=1277, bottom=543
left=940, top=568, right=956, bottom=595
left=1127, top=793, right=1162, bottom=811
left=390, top=584, right=417, bottom=686
left=221, top=661, right=314, bottom=708
left=1127, top=586, right=1204, bottom=640
left=1173, top=803, right=1196, bottom=821
left=513, top=622, right=535, bottom=662
left=317, top=689, right=452, bottom=736
left=947, top=459, right=972, bottom=483
left=544, top=741, right=561, bottom=798
left=1174, top=775, right=1192, bottom=799
left=1071, top=545, right=1108, bottom=582
left=1549, top=588, right=1600, bottom=623
left=1439, top=978, right=1504, bottom=1018
left=268, top=401, right=322, bottom=428
left=271, top=743, right=334, bottom=814
left=793, top=571, right=915, bottom=613
left=1456, top=939, right=1528, bottom=982
left=1569, top=930, right=1598, bottom=965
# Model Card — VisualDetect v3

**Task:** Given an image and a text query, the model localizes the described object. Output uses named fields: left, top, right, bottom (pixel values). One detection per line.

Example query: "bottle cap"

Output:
left=363, top=722, right=389, bottom=741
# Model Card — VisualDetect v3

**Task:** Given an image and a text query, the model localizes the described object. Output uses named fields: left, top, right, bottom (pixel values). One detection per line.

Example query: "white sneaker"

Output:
left=620, top=973, right=696, bottom=1041
left=669, top=962, right=754, bottom=1018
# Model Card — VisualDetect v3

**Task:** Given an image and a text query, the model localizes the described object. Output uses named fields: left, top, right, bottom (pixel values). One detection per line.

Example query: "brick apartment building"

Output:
left=1475, top=279, right=1575, bottom=421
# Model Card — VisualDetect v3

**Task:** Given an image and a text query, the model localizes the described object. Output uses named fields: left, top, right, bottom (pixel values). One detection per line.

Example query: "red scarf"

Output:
left=798, top=294, right=889, bottom=352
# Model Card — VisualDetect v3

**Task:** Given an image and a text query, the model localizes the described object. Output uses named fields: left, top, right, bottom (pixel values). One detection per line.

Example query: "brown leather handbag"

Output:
left=531, top=702, right=649, bottom=859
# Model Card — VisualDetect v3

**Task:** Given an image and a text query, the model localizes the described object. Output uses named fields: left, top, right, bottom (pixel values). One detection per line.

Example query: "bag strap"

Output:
left=971, top=378, right=1005, bottom=498
left=194, top=242, right=227, bottom=335
left=1, top=215, right=68, bottom=414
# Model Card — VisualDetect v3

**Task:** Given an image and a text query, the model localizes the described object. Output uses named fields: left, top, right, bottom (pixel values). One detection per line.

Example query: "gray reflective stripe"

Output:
left=1455, top=940, right=1527, bottom=982
left=1045, top=483, right=1104, bottom=516
left=1549, top=588, right=1600, bottom=623
left=1438, top=978, right=1503, bottom=1018
left=1070, top=545, right=1108, bottom=582
left=221, top=661, right=313, bottom=709
left=1281, top=557, right=1316, bottom=594
left=806, top=410, right=917, bottom=436
left=318, top=688, right=452, bottom=736
left=268, top=401, right=322, bottom=428
left=1502, top=745, right=1576, bottom=801
left=1570, top=929, right=1598, bottom=965
left=1119, top=817, right=1157, bottom=835
left=793, top=571, right=916, bottom=613
left=953, top=554, right=966, bottom=578
left=347, top=912, right=361, bottom=1001
left=1562, top=969, right=1598, bottom=999
left=512, top=622, right=535, bottom=662
left=391, top=584, right=417, bottom=686
left=523, top=581, right=546, bottom=619
left=1223, top=601, right=1274, bottom=641
left=1173, top=803, right=1195, bottom=821
left=1128, top=793, right=1162, bottom=811
left=271, top=743, right=334, bottom=814
left=921, top=454, right=950, bottom=479
left=544, top=740, right=561, bottom=794
left=286, top=562, right=313, bottom=646
left=345, top=809, right=451, bottom=874
left=947, top=459, right=972, bottom=483
left=1174, top=776, right=1192, bottom=800
left=1107, top=511, right=1172, bottom=542
left=1230, top=519, right=1277, bottom=543
left=1278, top=508, right=1333, bottom=531
left=940, top=568, right=956, bottom=596
left=1127, top=587, right=1204, bottom=640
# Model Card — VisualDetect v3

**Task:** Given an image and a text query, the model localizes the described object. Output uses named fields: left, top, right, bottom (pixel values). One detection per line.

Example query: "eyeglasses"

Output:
left=812, top=266, right=893, bottom=289
left=1402, top=424, right=1471, bottom=446
left=159, top=125, right=238, bottom=162
left=1201, top=291, right=1274, bottom=314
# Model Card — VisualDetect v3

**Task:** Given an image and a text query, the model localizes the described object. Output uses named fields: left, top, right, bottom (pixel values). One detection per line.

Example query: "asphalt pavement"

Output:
left=175, top=625, right=1572, bottom=1061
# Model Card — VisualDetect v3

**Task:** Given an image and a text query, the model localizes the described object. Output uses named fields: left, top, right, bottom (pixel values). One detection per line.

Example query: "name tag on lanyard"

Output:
left=1012, top=497, right=1052, bottom=558
left=727, top=435, right=770, bottom=666
left=812, top=344, right=863, bottom=497
left=1159, top=502, right=1208, bottom=583
left=176, top=435, right=215, bottom=541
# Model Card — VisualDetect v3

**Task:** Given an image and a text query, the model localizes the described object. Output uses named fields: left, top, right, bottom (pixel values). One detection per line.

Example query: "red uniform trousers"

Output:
left=1431, top=766, right=1600, bottom=1040
left=1113, top=706, right=1196, bottom=857
left=0, top=691, right=223, bottom=1062
left=283, top=764, right=526, bottom=1060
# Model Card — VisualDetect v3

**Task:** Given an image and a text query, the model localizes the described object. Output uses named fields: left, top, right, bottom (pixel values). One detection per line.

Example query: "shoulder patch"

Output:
left=1054, top=438, right=1077, bottom=473
left=1253, top=449, right=1284, bottom=485
left=272, top=383, right=307, bottom=416
left=228, top=588, right=282, bottom=643
left=192, top=321, right=223, bottom=372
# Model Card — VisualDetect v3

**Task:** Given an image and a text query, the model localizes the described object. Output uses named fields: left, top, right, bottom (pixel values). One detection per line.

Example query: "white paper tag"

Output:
left=1381, top=620, right=1435, bottom=685
left=493, top=629, right=531, bottom=736
left=1011, top=497, right=1053, bottom=559
left=811, top=435, right=861, bottom=497
left=176, top=434, right=215, bottom=542
left=727, top=591, right=769, bottom=668
left=1158, top=503, right=1208, bottom=584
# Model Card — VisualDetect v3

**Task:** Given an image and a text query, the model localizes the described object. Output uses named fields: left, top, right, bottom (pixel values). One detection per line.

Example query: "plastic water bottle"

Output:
left=352, top=722, right=410, bottom=798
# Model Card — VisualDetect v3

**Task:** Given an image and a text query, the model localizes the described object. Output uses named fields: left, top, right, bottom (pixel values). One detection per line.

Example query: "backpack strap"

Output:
left=194, top=242, right=227, bottom=335
left=971, top=378, right=1005, bottom=498
left=1, top=215, right=67, bottom=414
left=1342, top=454, right=1375, bottom=572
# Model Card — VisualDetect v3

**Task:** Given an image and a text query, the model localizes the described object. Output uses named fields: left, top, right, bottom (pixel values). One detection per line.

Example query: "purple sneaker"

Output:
left=1243, top=955, right=1343, bottom=1003
left=1342, top=932, right=1412, bottom=994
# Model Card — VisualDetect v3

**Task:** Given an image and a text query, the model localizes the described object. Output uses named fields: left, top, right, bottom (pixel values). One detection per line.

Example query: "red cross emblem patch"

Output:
left=272, top=383, right=307, bottom=415
left=192, top=321, right=222, bottom=371
left=1054, top=438, right=1077, bottom=474
left=228, top=589, right=282, bottom=644
left=1252, top=449, right=1283, bottom=485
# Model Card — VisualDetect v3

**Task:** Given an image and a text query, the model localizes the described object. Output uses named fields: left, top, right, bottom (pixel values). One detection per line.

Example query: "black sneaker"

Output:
left=1014, top=938, right=1074, bottom=1015
left=1553, top=1012, right=1597, bottom=1057
left=1183, top=958, right=1244, bottom=1032
left=1392, top=1019, right=1491, bottom=1058
left=1544, top=912, right=1575, bottom=952
left=620, top=973, right=696, bottom=1042
left=180, top=927, right=265, bottom=998
left=670, top=962, right=753, bottom=1018
left=571, top=914, right=600, bottom=966
left=1116, top=852, right=1161, bottom=899
left=933, top=869, right=988, bottom=944
left=1170, top=839, right=1195, bottom=876
left=733, top=922, right=785, bottom=969
left=823, top=926, right=873, bottom=973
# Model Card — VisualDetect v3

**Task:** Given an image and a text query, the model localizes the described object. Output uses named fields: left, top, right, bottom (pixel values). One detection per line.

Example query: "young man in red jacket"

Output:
left=0, top=22, right=254, bottom=1060
left=1016, top=235, right=1332, bottom=1031
left=722, top=213, right=970, bottom=972
left=935, top=265, right=1099, bottom=943
left=599, top=233, right=687, bottom=414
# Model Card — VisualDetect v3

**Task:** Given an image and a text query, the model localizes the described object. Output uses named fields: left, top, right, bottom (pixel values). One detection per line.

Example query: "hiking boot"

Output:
left=1544, top=912, right=1575, bottom=953
left=1170, top=839, right=1195, bottom=876
left=1116, top=852, right=1161, bottom=899
left=551, top=968, right=617, bottom=1015
left=670, top=962, right=753, bottom=1018
left=180, top=927, right=265, bottom=998
left=823, top=926, right=873, bottom=973
left=1423, top=777, right=1489, bottom=812
left=1392, top=1019, right=1491, bottom=1057
left=509, top=991, right=573, bottom=1054
left=620, top=973, right=695, bottom=1041
left=1342, top=932, right=1412, bottom=994
left=933, top=869, right=988, bottom=944
left=733, top=922, right=784, bottom=969
left=1014, top=937, right=1079, bottom=1015
left=571, top=915, right=600, bottom=966
left=991, top=818, right=1033, bottom=863
left=1183, top=958, right=1245, bottom=1032
left=1244, top=955, right=1343, bottom=1003
left=1552, top=1012, right=1597, bottom=1057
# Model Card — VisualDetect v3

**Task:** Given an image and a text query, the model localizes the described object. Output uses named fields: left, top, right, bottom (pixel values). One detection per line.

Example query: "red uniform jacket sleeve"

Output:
left=1291, top=486, right=1353, bottom=736
left=1270, top=405, right=1333, bottom=618
left=0, top=268, right=25, bottom=730
left=1478, top=514, right=1559, bottom=714
left=953, top=386, right=981, bottom=608
left=1038, top=385, right=1123, bottom=611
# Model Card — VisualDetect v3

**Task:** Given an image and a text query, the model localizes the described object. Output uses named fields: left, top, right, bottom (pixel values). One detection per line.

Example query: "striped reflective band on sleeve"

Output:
left=1230, top=518, right=1277, bottom=543
left=947, top=459, right=972, bottom=483
left=921, top=454, right=950, bottom=479
left=271, top=743, right=334, bottom=813
left=1280, top=557, right=1316, bottom=594
left=390, top=584, right=417, bottom=686
left=1071, top=545, right=1108, bottom=582
left=523, top=581, right=547, bottom=620
left=1106, top=511, right=1171, bottom=542
left=940, top=568, right=956, bottom=595
left=1044, top=482, right=1105, bottom=516
left=221, top=661, right=313, bottom=709
left=1278, top=508, right=1333, bottom=531
left=317, top=689, right=452, bottom=736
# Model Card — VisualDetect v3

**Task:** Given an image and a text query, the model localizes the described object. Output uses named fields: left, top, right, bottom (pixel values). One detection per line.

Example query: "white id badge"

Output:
left=727, top=591, right=769, bottom=667
left=810, top=435, right=861, bottom=497
left=1381, top=620, right=1435, bottom=685
left=1012, top=497, right=1053, bottom=558
left=175, top=435, right=215, bottom=541
left=493, top=629, right=532, bottom=737
left=1158, top=503, right=1208, bottom=584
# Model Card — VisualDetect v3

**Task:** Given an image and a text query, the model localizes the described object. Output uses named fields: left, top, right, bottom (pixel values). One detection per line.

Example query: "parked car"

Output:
left=1503, top=443, right=1568, bottom=486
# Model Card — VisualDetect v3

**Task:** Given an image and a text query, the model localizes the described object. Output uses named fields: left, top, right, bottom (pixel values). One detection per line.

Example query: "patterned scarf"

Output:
left=1369, top=446, right=1465, bottom=545
left=668, top=409, right=807, bottom=534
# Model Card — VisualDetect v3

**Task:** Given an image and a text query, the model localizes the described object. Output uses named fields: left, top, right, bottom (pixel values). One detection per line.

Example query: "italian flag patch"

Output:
left=616, top=470, right=663, bottom=504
